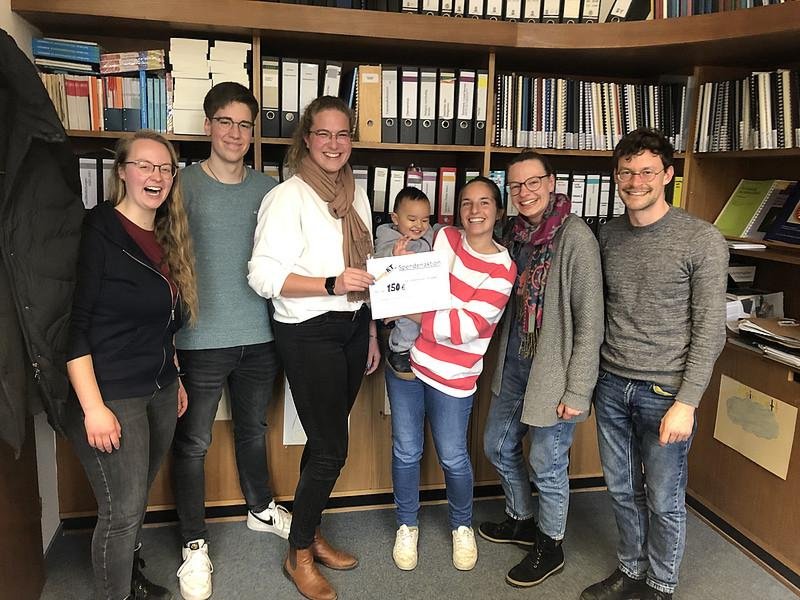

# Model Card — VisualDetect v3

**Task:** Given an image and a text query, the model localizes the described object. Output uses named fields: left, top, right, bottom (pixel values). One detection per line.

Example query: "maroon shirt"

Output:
left=115, top=211, right=177, bottom=298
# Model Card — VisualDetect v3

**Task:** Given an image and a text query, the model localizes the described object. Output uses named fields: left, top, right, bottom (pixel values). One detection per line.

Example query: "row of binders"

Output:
left=262, top=162, right=684, bottom=233
left=494, top=75, right=690, bottom=152
left=269, top=0, right=777, bottom=21
left=81, top=154, right=685, bottom=238
left=694, top=69, right=800, bottom=153
left=261, top=58, right=489, bottom=146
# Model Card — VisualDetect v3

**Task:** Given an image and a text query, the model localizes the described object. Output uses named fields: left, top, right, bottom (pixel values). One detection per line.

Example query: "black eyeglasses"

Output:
left=508, top=175, right=548, bottom=196
left=616, top=168, right=665, bottom=183
left=123, top=160, right=177, bottom=178
left=309, top=129, right=353, bottom=143
left=211, top=116, right=255, bottom=133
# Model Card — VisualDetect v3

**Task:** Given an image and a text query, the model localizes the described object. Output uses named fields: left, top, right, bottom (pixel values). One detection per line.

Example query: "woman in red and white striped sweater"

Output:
left=386, top=176, right=516, bottom=574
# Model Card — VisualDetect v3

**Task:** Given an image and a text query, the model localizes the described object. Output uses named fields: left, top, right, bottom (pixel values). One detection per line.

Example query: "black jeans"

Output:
left=65, top=381, right=178, bottom=600
left=172, top=342, right=280, bottom=543
left=274, top=307, right=370, bottom=548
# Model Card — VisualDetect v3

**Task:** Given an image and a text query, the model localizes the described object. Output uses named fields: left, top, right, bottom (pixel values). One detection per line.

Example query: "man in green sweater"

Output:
left=171, top=83, right=289, bottom=600
left=581, top=128, right=728, bottom=600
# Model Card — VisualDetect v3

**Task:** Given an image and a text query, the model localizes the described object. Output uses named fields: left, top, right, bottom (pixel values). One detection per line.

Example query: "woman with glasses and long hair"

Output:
left=248, top=96, right=380, bottom=600
left=479, top=150, right=603, bottom=589
left=65, top=130, right=198, bottom=600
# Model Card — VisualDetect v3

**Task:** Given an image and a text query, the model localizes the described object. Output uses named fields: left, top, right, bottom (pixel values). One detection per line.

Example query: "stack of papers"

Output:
left=727, top=240, right=767, bottom=250
left=758, top=344, right=800, bottom=369
left=739, top=317, right=800, bottom=350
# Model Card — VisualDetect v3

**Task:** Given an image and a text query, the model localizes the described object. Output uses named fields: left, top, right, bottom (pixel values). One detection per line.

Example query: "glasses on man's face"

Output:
left=211, top=116, right=255, bottom=133
left=616, top=168, right=665, bottom=183
left=508, top=175, right=547, bottom=197
left=309, top=129, right=353, bottom=143
left=123, top=159, right=177, bottom=178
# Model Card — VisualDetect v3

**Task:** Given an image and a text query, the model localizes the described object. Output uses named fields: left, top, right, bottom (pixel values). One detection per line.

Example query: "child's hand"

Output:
left=392, top=236, right=413, bottom=256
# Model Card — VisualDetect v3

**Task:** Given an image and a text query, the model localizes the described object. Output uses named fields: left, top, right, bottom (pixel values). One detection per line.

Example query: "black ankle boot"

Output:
left=505, top=528, right=564, bottom=587
left=478, top=515, right=537, bottom=546
left=131, top=545, right=173, bottom=600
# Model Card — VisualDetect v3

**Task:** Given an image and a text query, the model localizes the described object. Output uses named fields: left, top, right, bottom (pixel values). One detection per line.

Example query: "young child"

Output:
left=374, top=187, right=434, bottom=379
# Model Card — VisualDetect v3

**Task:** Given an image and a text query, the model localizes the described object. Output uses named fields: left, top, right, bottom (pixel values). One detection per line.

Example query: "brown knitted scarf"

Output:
left=297, top=155, right=373, bottom=302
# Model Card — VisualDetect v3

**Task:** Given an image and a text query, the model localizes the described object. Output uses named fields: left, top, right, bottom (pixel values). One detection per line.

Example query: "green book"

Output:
left=713, top=179, right=780, bottom=238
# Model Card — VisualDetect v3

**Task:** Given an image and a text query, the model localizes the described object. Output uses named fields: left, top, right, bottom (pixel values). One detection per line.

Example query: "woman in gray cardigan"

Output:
left=479, top=150, right=604, bottom=588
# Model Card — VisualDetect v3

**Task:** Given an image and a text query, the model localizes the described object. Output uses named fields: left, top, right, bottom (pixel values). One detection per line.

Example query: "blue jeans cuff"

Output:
left=646, top=578, right=675, bottom=594
left=619, top=563, right=646, bottom=582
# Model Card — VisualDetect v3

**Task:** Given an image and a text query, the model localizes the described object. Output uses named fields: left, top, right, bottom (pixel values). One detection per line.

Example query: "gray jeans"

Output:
left=65, top=380, right=178, bottom=600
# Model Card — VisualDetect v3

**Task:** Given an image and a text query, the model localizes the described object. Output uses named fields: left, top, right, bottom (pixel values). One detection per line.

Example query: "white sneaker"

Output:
left=392, top=525, right=419, bottom=570
left=246, top=500, right=292, bottom=539
left=452, top=526, right=478, bottom=571
left=177, top=539, right=213, bottom=600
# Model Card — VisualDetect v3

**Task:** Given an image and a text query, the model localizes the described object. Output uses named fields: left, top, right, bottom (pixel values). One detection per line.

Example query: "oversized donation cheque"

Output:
left=367, top=251, right=452, bottom=319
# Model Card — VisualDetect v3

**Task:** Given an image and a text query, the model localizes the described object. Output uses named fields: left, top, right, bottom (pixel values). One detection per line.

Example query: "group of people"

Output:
left=65, top=78, right=728, bottom=600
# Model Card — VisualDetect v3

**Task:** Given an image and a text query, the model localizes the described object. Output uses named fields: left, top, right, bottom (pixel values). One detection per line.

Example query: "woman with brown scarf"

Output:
left=248, top=96, right=380, bottom=600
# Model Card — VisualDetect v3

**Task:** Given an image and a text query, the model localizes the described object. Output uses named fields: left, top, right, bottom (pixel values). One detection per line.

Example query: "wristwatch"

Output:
left=325, top=276, right=337, bottom=296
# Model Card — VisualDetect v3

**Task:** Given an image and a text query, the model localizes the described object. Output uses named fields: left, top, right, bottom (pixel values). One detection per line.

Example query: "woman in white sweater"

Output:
left=248, top=96, right=380, bottom=600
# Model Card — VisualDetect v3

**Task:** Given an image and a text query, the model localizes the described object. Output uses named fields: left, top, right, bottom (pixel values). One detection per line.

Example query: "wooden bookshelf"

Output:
left=14, top=1, right=800, bottom=585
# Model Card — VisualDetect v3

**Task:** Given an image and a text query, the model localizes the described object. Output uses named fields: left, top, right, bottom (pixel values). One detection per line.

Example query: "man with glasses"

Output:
left=581, top=128, right=728, bottom=600
left=172, top=82, right=289, bottom=600
left=480, top=150, right=604, bottom=588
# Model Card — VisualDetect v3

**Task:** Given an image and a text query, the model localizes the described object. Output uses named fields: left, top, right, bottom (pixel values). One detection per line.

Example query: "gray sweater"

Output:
left=176, top=163, right=277, bottom=350
left=374, top=223, right=434, bottom=352
left=598, top=207, right=729, bottom=407
left=491, top=215, right=605, bottom=427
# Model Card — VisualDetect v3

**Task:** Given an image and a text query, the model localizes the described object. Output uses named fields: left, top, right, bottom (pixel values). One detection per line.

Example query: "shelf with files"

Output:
left=262, top=138, right=486, bottom=153
left=14, top=1, right=800, bottom=74
left=66, top=130, right=211, bottom=143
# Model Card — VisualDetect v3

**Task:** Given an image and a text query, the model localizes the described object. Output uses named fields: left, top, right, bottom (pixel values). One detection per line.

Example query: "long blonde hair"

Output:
left=284, top=95, right=355, bottom=176
left=107, top=130, right=199, bottom=325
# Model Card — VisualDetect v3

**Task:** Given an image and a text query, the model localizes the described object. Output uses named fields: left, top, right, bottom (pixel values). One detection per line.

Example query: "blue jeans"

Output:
left=172, top=342, right=279, bottom=543
left=65, top=381, right=178, bottom=600
left=484, top=349, right=576, bottom=539
left=594, top=370, right=696, bottom=594
left=385, top=368, right=475, bottom=529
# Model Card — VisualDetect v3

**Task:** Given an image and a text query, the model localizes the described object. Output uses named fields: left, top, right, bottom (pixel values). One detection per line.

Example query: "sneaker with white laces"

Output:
left=176, top=539, right=213, bottom=600
left=246, top=500, right=291, bottom=539
left=392, top=525, right=419, bottom=571
left=452, top=526, right=478, bottom=571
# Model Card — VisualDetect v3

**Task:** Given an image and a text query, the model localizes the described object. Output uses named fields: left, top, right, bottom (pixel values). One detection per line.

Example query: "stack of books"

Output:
left=714, top=178, right=800, bottom=245
left=169, top=38, right=212, bottom=135
left=32, top=37, right=101, bottom=75
left=209, top=41, right=251, bottom=88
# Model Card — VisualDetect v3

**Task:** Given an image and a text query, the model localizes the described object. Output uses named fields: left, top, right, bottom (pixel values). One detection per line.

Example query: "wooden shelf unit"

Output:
left=15, top=1, right=800, bottom=582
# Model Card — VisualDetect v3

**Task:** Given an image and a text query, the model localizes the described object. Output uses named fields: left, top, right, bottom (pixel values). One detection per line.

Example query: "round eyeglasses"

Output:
left=123, top=160, right=177, bottom=178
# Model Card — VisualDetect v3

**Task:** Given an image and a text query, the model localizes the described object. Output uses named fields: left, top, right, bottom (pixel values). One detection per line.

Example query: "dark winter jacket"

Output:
left=68, top=202, right=183, bottom=402
left=0, top=28, right=84, bottom=452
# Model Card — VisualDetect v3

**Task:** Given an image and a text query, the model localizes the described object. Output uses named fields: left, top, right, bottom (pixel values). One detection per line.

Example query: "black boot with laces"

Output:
left=131, top=545, right=173, bottom=600
left=505, top=527, right=564, bottom=587
left=478, top=515, right=537, bottom=546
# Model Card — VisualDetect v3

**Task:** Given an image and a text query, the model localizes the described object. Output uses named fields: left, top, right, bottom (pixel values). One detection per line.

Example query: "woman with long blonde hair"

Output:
left=65, top=130, right=197, bottom=600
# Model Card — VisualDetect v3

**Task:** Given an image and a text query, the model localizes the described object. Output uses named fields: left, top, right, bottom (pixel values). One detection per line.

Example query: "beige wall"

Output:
left=1, top=0, right=38, bottom=57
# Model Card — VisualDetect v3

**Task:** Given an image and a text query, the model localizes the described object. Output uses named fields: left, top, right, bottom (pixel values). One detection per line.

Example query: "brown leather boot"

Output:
left=310, top=528, right=359, bottom=570
left=283, top=546, right=337, bottom=600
